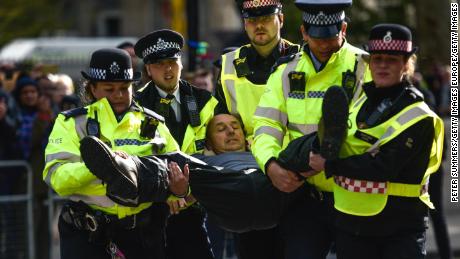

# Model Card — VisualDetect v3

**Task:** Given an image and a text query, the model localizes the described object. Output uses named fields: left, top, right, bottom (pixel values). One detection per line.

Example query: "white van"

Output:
left=0, top=37, right=137, bottom=80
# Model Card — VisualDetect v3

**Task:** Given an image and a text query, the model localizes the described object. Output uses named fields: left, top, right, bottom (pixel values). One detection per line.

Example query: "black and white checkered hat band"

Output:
left=89, top=68, right=134, bottom=80
left=242, top=0, right=279, bottom=9
left=142, top=38, right=181, bottom=59
left=368, top=40, right=412, bottom=52
left=302, top=11, right=345, bottom=25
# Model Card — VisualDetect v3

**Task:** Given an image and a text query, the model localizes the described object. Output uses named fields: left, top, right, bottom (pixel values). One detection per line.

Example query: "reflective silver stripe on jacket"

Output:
left=223, top=51, right=236, bottom=75
left=254, top=126, right=284, bottom=145
left=68, top=194, right=116, bottom=207
left=74, top=115, right=88, bottom=139
left=254, top=107, right=288, bottom=125
left=287, top=123, right=318, bottom=135
left=367, top=105, right=428, bottom=152
left=281, top=54, right=301, bottom=99
left=223, top=79, right=238, bottom=114
left=351, top=54, right=368, bottom=103
left=44, top=162, right=65, bottom=186
left=45, top=152, right=80, bottom=163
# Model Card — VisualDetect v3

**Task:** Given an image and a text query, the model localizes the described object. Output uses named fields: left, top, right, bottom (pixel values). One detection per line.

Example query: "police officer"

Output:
left=309, top=24, right=444, bottom=259
left=134, top=29, right=216, bottom=259
left=43, top=48, right=179, bottom=258
left=216, top=0, right=300, bottom=143
left=251, top=0, right=371, bottom=258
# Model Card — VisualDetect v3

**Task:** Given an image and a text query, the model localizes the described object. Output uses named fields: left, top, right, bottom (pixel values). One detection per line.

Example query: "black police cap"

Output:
left=134, top=29, right=184, bottom=64
left=237, top=0, right=282, bottom=18
left=296, top=0, right=351, bottom=39
left=81, top=48, right=140, bottom=82
left=365, top=23, right=417, bottom=55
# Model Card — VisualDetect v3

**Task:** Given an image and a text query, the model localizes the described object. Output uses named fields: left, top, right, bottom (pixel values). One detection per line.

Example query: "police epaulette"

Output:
left=270, top=53, right=297, bottom=74
left=137, top=106, right=165, bottom=123
left=60, top=107, right=87, bottom=120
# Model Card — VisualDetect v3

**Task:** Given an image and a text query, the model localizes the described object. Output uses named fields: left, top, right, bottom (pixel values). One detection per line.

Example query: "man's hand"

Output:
left=0, top=99, right=7, bottom=120
left=309, top=151, right=326, bottom=172
left=167, top=198, right=187, bottom=215
left=267, top=160, right=304, bottom=193
left=168, top=162, right=190, bottom=197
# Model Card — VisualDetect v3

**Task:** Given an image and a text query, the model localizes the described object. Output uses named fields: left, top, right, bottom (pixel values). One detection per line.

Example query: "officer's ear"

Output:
left=144, top=64, right=151, bottom=77
left=278, top=13, right=284, bottom=28
left=300, top=24, right=308, bottom=42
left=340, top=22, right=348, bottom=38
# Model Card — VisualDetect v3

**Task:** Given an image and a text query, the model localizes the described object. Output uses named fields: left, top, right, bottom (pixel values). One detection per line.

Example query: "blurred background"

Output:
left=0, top=0, right=458, bottom=259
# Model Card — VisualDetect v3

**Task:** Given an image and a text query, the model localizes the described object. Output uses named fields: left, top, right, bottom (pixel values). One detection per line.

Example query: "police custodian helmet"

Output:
left=295, top=0, right=352, bottom=39
left=366, top=24, right=418, bottom=56
left=134, top=29, right=184, bottom=64
left=81, top=48, right=141, bottom=82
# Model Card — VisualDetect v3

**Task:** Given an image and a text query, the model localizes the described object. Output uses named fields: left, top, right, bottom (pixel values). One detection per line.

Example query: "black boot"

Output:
left=80, top=136, right=140, bottom=207
left=319, top=86, right=349, bottom=160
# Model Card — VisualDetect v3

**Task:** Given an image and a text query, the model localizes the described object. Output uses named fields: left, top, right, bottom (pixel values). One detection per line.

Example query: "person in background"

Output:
left=191, top=67, right=215, bottom=93
left=0, top=89, right=22, bottom=258
left=309, top=23, right=444, bottom=259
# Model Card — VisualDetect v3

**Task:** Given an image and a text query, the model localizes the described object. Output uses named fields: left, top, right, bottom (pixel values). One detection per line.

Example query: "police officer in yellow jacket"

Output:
left=215, top=0, right=300, bottom=143
left=134, top=29, right=216, bottom=259
left=309, top=24, right=444, bottom=259
left=43, top=48, right=181, bottom=258
left=251, top=0, right=371, bottom=258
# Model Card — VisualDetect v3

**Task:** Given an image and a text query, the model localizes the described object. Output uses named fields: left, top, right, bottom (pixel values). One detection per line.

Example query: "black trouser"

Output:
left=335, top=228, right=427, bottom=259
left=236, top=227, right=284, bottom=259
left=279, top=187, right=335, bottom=259
left=165, top=205, right=214, bottom=259
left=58, top=202, right=168, bottom=259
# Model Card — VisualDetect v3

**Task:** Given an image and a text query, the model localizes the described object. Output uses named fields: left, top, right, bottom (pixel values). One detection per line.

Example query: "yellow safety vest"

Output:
left=180, top=96, right=218, bottom=154
left=252, top=42, right=371, bottom=192
left=43, top=98, right=179, bottom=218
left=333, top=95, right=444, bottom=216
left=220, top=41, right=299, bottom=143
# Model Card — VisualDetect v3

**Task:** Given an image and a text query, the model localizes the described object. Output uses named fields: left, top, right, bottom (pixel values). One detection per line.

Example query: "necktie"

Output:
left=159, top=94, right=176, bottom=121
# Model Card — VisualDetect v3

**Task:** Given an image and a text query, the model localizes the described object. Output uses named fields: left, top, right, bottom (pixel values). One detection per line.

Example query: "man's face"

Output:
left=301, top=23, right=346, bottom=63
left=206, top=114, right=246, bottom=154
left=145, top=58, right=182, bottom=93
left=244, top=13, right=283, bottom=47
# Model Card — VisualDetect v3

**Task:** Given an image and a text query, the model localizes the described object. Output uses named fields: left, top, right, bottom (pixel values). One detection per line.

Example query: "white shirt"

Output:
left=155, top=85, right=182, bottom=121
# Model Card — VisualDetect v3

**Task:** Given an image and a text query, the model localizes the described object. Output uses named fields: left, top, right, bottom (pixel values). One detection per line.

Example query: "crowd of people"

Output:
left=0, top=0, right=453, bottom=259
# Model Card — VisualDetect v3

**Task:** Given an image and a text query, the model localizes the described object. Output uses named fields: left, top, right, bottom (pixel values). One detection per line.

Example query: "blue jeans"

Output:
left=279, top=187, right=335, bottom=259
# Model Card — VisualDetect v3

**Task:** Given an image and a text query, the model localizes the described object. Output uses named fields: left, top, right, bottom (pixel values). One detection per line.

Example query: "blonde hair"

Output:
left=404, top=54, right=417, bottom=81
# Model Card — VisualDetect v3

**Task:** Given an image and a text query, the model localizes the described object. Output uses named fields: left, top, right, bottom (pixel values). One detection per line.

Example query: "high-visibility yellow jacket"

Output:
left=43, top=98, right=178, bottom=218
left=219, top=40, right=299, bottom=142
left=252, top=42, right=371, bottom=192
left=136, top=80, right=218, bottom=154
left=333, top=95, right=444, bottom=216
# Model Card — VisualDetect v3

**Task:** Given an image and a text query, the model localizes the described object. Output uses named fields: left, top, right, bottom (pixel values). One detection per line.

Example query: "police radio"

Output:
left=86, top=111, right=100, bottom=138
left=342, top=70, right=356, bottom=102
left=365, top=98, right=393, bottom=127
left=140, top=117, right=159, bottom=139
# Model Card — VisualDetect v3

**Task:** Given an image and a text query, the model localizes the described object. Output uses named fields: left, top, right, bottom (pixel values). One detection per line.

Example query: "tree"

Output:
left=0, top=0, right=68, bottom=47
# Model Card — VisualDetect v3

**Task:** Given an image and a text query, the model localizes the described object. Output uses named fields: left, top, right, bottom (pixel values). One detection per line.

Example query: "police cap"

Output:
left=81, top=48, right=140, bottom=82
left=366, top=24, right=417, bottom=56
left=238, top=0, right=282, bottom=18
left=134, top=29, right=184, bottom=64
left=295, top=0, right=352, bottom=39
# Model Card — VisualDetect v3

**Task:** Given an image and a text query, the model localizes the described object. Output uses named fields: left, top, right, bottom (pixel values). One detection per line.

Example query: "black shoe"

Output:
left=319, top=86, right=349, bottom=160
left=80, top=136, right=139, bottom=206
